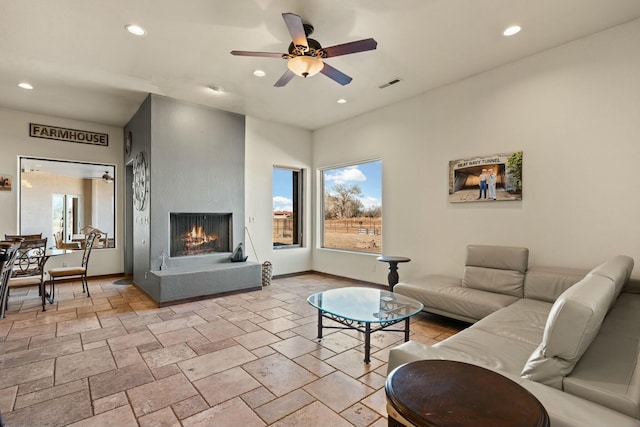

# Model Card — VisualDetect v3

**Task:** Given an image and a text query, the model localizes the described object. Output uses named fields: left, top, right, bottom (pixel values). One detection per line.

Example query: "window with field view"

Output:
left=273, top=167, right=302, bottom=248
left=322, top=160, right=382, bottom=253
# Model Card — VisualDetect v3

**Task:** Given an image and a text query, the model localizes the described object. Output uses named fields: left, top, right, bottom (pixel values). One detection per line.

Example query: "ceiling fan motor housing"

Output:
left=288, top=38, right=325, bottom=58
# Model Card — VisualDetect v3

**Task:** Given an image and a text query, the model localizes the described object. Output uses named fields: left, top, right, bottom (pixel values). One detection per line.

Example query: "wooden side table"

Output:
left=386, top=360, right=549, bottom=427
left=377, top=256, right=411, bottom=292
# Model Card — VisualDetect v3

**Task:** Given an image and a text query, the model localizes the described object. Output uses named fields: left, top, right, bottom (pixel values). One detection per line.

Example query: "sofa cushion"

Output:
left=462, top=245, right=529, bottom=297
left=437, top=324, right=541, bottom=375
left=463, top=266, right=526, bottom=297
left=465, top=244, right=529, bottom=272
left=520, top=377, right=640, bottom=427
left=473, top=298, right=552, bottom=347
left=394, top=279, right=519, bottom=323
left=563, top=292, right=640, bottom=419
left=524, top=267, right=586, bottom=303
left=520, top=274, right=615, bottom=388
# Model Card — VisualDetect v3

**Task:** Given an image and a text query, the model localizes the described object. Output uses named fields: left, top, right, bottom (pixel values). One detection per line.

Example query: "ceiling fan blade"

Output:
left=282, top=13, right=308, bottom=49
left=320, top=63, right=352, bottom=86
left=322, top=38, right=378, bottom=58
left=230, top=50, right=286, bottom=58
left=274, top=69, right=296, bottom=87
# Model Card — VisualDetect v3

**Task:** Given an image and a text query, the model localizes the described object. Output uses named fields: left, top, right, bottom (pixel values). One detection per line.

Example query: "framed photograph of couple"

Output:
left=448, top=151, right=522, bottom=203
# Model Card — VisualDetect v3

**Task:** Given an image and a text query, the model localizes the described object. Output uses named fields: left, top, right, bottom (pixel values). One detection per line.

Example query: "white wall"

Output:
left=312, top=19, right=640, bottom=284
left=0, top=108, right=124, bottom=275
left=245, top=116, right=313, bottom=276
left=3, top=19, right=639, bottom=284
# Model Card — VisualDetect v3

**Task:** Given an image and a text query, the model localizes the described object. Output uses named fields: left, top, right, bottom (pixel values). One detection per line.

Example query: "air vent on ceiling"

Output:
left=379, top=78, right=402, bottom=89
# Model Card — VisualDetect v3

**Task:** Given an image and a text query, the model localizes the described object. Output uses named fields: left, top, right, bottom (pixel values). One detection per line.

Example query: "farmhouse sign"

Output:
left=29, top=123, right=109, bottom=146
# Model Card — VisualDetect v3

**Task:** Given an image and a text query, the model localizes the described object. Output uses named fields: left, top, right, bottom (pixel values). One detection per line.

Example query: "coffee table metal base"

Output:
left=317, top=310, right=411, bottom=363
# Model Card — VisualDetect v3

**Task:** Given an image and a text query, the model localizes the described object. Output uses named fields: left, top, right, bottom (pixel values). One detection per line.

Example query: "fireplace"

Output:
left=170, top=213, right=232, bottom=257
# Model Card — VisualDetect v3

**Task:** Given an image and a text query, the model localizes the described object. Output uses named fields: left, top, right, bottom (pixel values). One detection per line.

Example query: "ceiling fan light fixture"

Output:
left=287, top=56, right=323, bottom=78
left=102, top=171, right=114, bottom=183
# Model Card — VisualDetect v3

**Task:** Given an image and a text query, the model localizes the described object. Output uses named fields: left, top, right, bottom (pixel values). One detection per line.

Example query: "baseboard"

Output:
left=274, top=270, right=386, bottom=289
left=271, top=270, right=314, bottom=280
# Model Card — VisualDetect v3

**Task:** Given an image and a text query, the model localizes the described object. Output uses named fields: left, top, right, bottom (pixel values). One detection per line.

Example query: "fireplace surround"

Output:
left=125, top=94, right=257, bottom=305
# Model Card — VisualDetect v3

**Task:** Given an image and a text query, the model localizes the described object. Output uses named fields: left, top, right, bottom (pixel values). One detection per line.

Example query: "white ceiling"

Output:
left=2, top=0, right=640, bottom=131
left=21, top=158, right=115, bottom=180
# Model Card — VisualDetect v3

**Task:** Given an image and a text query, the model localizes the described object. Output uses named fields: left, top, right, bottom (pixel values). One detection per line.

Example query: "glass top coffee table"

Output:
left=307, top=287, right=423, bottom=363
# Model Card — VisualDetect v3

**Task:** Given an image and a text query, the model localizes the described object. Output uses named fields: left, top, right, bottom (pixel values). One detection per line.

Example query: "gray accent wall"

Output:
left=124, top=94, right=246, bottom=300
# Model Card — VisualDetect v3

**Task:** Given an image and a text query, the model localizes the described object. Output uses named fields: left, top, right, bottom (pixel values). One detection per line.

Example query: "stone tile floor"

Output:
left=0, top=273, right=466, bottom=427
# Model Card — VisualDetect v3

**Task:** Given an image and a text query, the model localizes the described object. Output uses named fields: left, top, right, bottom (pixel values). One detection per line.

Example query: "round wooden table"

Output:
left=386, top=360, right=550, bottom=427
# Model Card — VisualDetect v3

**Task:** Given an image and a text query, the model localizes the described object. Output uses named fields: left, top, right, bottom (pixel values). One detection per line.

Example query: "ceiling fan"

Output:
left=231, top=13, right=377, bottom=87
left=88, top=171, right=114, bottom=183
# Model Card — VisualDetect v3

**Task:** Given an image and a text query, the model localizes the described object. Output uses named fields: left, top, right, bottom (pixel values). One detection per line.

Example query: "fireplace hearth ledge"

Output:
left=148, top=260, right=261, bottom=304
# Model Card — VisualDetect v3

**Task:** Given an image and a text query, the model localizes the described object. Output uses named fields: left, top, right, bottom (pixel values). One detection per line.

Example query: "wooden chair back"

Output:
left=54, top=232, right=79, bottom=250
left=5, top=233, right=43, bottom=242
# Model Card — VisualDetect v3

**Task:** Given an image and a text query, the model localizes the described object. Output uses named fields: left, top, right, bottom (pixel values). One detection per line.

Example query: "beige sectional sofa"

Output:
left=389, top=245, right=639, bottom=427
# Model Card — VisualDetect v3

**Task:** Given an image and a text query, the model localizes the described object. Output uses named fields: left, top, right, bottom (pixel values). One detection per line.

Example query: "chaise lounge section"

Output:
left=389, top=245, right=639, bottom=427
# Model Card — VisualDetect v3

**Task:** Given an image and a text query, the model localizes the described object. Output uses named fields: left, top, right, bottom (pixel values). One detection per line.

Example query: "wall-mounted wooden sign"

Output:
left=29, top=123, right=108, bottom=146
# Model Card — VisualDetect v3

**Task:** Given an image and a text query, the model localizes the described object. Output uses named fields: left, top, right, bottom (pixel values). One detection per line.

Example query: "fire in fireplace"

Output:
left=170, top=213, right=232, bottom=257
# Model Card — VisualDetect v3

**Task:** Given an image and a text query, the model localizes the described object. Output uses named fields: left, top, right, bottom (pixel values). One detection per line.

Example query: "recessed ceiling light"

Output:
left=253, top=69, right=266, bottom=77
left=125, top=24, right=146, bottom=36
left=208, top=85, right=225, bottom=94
left=337, top=99, right=347, bottom=104
left=503, top=25, right=522, bottom=37
left=18, top=82, right=33, bottom=90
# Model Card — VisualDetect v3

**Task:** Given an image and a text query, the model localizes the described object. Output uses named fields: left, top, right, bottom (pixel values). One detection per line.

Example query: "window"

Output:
left=272, top=166, right=303, bottom=248
left=322, top=160, right=382, bottom=253
left=19, top=157, right=115, bottom=249
left=52, top=194, right=80, bottom=242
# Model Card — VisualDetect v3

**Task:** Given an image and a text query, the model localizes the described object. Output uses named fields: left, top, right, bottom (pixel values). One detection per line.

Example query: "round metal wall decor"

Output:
left=133, top=151, right=148, bottom=211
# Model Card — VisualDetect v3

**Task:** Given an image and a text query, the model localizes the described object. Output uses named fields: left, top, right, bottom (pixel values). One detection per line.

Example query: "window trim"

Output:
left=320, top=158, right=382, bottom=254
left=272, top=165, right=304, bottom=249
left=18, top=156, right=116, bottom=250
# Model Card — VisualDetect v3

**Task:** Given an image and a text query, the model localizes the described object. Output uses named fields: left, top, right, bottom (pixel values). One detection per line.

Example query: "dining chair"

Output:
left=46, top=233, right=97, bottom=308
left=0, top=242, right=21, bottom=318
left=12, top=238, right=48, bottom=283
left=5, top=238, right=49, bottom=311
left=79, top=226, right=108, bottom=248
left=54, top=231, right=81, bottom=250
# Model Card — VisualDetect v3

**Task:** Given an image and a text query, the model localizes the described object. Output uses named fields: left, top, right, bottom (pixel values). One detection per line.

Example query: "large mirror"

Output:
left=19, top=157, right=115, bottom=249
